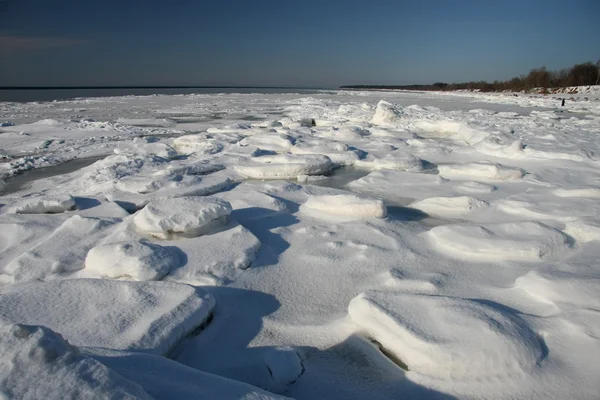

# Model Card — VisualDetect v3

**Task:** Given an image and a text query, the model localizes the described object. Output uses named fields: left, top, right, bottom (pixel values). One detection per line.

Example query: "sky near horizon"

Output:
left=0, top=0, right=599, bottom=88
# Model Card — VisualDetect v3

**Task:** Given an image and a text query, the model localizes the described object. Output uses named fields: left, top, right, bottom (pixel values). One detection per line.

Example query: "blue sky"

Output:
left=1, top=0, right=598, bottom=87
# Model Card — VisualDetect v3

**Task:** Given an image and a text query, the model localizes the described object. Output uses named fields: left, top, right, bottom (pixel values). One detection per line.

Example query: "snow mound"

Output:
left=265, top=347, right=305, bottom=392
left=495, top=199, right=581, bottom=223
left=3, top=215, right=116, bottom=284
left=438, top=162, right=525, bottom=181
left=219, top=189, right=288, bottom=221
left=115, top=138, right=178, bottom=159
left=10, top=194, right=76, bottom=214
left=564, top=218, right=600, bottom=242
left=516, top=268, right=600, bottom=309
left=410, top=196, right=488, bottom=218
left=371, top=100, right=402, bottom=125
left=234, top=154, right=332, bottom=180
left=0, top=324, right=151, bottom=400
left=301, top=194, right=387, bottom=219
left=134, top=196, right=232, bottom=239
left=172, top=135, right=223, bottom=155
left=0, top=279, right=215, bottom=355
left=165, top=223, right=261, bottom=286
left=426, top=221, right=570, bottom=261
left=348, top=292, right=543, bottom=391
left=83, top=240, right=182, bottom=281
left=453, top=181, right=497, bottom=194
left=348, top=170, right=449, bottom=201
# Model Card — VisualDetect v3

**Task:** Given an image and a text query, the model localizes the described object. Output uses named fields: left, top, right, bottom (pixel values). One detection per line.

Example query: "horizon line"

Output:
left=0, top=85, right=330, bottom=91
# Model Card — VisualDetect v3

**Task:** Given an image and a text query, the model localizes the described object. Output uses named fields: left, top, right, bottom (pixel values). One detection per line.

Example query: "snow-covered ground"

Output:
left=1, top=89, right=600, bottom=399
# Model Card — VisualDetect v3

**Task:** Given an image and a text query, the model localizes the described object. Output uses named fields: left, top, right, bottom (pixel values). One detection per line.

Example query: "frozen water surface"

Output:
left=1, top=88, right=600, bottom=399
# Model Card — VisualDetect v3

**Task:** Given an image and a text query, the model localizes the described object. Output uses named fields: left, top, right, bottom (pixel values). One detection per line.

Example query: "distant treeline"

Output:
left=341, top=61, right=600, bottom=92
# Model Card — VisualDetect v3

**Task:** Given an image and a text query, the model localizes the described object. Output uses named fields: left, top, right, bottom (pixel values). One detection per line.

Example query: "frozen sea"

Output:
left=1, top=87, right=600, bottom=399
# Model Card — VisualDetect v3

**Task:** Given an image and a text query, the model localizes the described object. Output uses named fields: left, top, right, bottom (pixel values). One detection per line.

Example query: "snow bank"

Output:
left=84, top=240, right=181, bottom=281
left=438, top=162, right=525, bottom=181
left=0, top=324, right=151, bottom=399
left=10, top=194, right=76, bottom=214
left=301, top=194, right=387, bottom=219
left=348, top=291, right=543, bottom=393
left=0, top=279, right=215, bottom=355
left=426, top=221, right=570, bottom=261
left=409, top=196, right=488, bottom=218
left=234, top=154, right=332, bottom=180
left=3, top=215, right=116, bottom=284
left=133, top=196, right=232, bottom=239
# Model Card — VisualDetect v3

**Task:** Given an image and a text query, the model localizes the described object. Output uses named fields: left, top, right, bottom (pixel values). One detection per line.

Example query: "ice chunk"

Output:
left=133, top=196, right=232, bottom=239
left=0, top=324, right=151, bottom=399
left=10, top=194, right=76, bottom=214
left=426, top=221, right=570, bottom=261
left=239, top=133, right=294, bottom=152
left=371, top=100, right=402, bottom=125
left=410, top=196, right=488, bottom=218
left=234, top=154, right=332, bottom=180
left=301, top=194, right=387, bottom=219
left=349, top=292, right=544, bottom=391
left=438, top=162, right=525, bottom=181
left=370, top=152, right=425, bottom=172
left=290, top=142, right=360, bottom=166
left=0, top=279, right=215, bottom=355
left=83, top=240, right=182, bottom=281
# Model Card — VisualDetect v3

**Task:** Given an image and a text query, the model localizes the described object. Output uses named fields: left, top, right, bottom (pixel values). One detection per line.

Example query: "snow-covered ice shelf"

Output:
left=1, top=89, right=600, bottom=399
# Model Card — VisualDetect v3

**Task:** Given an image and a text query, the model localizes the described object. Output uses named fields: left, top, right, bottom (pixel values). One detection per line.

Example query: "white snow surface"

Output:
left=1, top=88, right=600, bottom=399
